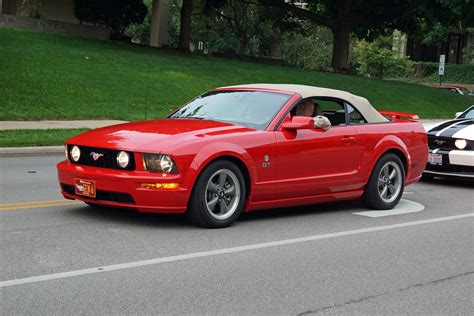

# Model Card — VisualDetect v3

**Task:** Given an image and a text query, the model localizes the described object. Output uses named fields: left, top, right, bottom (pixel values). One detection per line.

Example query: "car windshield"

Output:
left=458, top=107, right=474, bottom=119
left=169, top=90, right=292, bottom=130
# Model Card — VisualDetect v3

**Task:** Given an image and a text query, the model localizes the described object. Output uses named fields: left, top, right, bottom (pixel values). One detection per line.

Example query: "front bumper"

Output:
left=57, top=160, right=190, bottom=213
left=424, top=149, right=474, bottom=178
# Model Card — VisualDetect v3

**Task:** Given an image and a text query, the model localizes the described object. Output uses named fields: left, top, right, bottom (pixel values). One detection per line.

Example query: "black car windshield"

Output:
left=169, top=90, right=292, bottom=130
left=458, top=107, right=474, bottom=119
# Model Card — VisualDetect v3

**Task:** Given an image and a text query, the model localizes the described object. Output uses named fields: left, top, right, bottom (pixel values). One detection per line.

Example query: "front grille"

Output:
left=428, top=136, right=456, bottom=150
left=428, top=136, right=473, bottom=150
left=62, top=184, right=135, bottom=204
left=68, top=145, right=135, bottom=170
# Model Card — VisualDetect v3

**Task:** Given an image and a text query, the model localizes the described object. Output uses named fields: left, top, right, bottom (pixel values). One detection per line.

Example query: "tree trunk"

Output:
left=178, top=0, right=193, bottom=51
left=330, top=24, right=351, bottom=71
left=330, top=0, right=352, bottom=72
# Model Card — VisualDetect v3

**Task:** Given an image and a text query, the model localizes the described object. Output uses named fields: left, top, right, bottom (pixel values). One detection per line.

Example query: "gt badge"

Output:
left=262, top=155, right=271, bottom=168
left=90, top=152, right=104, bottom=161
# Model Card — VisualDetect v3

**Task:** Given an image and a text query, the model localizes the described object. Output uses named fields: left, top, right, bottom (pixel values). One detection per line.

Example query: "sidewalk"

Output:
left=0, top=120, right=128, bottom=130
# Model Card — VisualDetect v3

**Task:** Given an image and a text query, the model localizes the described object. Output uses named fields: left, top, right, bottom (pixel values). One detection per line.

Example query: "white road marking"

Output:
left=1, top=213, right=472, bottom=288
left=403, top=191, right=414, bottom=195
left=353, top=199, right=425, bottom=218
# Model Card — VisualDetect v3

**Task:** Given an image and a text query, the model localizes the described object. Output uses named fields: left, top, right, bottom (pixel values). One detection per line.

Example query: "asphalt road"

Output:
left=1, top=155, right=473, bottom=315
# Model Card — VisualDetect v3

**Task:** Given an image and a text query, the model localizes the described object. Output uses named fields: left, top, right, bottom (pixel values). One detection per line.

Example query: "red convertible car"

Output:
left=57, top=84, right=428, bottom=227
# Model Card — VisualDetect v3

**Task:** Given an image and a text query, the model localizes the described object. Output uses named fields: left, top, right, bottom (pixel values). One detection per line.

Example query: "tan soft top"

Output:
left=221, top=83, right=388, bottom=123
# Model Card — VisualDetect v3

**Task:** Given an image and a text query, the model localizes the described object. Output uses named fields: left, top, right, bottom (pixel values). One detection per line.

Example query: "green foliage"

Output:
left=280, top=24, right=332, bottom=71
left=1, top=28, right=472, bottom=121
left=413, top=63, right=474, bottom=84
left=354, top=38, right=412, bottom=79
left=17, top=0, right=43, bottom=18
left=73, top=0, right=147, bottom=37
left=125, top=0, right=153, bottom=45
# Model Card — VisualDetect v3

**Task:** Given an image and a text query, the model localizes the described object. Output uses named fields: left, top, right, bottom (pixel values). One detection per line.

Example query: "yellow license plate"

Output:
left=74, top=178, right=96, bottom=198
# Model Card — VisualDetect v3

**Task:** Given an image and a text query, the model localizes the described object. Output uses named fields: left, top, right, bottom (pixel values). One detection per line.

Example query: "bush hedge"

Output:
left=412, top=62, right=474, bottom=84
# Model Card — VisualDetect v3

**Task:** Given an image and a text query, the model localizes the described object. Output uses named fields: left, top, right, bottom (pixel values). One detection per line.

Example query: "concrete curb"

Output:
left=0, top=146, right=64, bottom=157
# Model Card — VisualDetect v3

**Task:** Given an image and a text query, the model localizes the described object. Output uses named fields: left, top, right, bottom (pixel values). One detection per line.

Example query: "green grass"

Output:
left=0, top=129, right=89, bottom=147
left=1, top=28, right=472, bottom=120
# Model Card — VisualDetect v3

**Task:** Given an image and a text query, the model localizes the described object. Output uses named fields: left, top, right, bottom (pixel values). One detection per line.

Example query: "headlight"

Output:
left=454, top=139, right=467, bottom=150
left=116, top=151, right=130, bottom=168
left=70, top=145, right=81, bottom=162
left=143, top=153, right=178, bottom=173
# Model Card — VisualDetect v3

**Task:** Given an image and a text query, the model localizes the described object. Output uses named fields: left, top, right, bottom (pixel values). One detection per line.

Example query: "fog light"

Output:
left=141, top=183, right=180, bottom=189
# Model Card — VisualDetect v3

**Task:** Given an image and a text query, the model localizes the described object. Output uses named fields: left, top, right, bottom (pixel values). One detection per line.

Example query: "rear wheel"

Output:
left=187, top=160, right=246, bottom=228
left=363, top=153, right=405, bottom=210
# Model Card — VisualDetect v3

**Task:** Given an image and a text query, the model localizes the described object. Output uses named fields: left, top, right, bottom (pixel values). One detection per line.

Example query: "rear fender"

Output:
left=367, top=135, right=412, bottom=180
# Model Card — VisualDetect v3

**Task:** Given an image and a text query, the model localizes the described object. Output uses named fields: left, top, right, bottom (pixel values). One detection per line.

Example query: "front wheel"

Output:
left=363, top=153, right=405, bottom=210
left=187, top=160, right=246, bottom=228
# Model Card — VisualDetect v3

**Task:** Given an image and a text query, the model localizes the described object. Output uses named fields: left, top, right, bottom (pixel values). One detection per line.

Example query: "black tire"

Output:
left=363, top=153, right=405, bottom=210
left=187, top=160, right=246, bottom=228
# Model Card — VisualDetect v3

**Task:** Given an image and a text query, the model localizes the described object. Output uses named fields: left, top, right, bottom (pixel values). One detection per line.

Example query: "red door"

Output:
left=275, top=125, right=363, bottom=199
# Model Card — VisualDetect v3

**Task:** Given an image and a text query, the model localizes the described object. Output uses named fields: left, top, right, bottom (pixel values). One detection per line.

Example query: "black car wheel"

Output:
left=363, top=153, right=405, bottom=210
left=187, top=160, right=246, bottom=228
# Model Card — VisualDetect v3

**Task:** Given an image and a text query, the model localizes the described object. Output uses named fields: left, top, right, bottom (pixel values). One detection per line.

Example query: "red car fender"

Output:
left=180, top=142, right=257, bottom=198
left=366, top=135, right=412, bottom=181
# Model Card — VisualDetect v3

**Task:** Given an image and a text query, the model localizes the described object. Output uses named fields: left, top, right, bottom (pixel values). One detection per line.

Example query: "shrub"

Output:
left=354, top=39, right=412, bottom=78
left=125, top=0, right=152, bottom=45
left=74, top=0, right=147, bottom=38
left=422, top=62, right=474, bottom=84
left=280, top=24, right=333, bottom=71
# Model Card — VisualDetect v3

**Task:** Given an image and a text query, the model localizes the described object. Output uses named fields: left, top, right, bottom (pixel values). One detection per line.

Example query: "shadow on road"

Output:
left=66, top=203, right=194, bottom=230
left=65, top=199, right=362, bottom=228
left=420, top=176, right=474, bottom=189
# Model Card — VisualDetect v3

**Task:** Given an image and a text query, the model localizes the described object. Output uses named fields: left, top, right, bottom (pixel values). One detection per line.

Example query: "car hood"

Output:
left=67, top=119, right=256, bottom=152
left=424, top=118, right=474, bottom=140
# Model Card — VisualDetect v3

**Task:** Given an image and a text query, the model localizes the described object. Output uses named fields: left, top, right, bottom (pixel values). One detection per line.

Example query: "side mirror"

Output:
left=281, top=116, right=314, bottom=130
left=455, top=112, right=463, bottom=118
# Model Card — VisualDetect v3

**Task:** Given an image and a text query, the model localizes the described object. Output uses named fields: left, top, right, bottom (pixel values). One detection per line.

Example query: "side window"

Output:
left=346, top=102, right=367, bottom=124
left=313, top=98, right=346, bottom=126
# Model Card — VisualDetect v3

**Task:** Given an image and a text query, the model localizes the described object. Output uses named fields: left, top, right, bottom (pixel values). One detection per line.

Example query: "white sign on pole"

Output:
left=439, top=54, right=445, bottom=76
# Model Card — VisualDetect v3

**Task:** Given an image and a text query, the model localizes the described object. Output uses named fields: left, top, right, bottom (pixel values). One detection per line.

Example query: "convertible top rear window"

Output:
left=169, top=90, right=292, bottom=130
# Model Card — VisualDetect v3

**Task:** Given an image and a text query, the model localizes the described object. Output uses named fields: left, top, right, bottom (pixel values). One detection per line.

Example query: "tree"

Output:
left=178, top=0, right=194, bottom=50
left=74, top=0, right=147, bottom=38
left=253, top=0, right=474, bottom=72
left=250, top=0, right=407, bottom=71
left=203, top=0, right=263, bottom=55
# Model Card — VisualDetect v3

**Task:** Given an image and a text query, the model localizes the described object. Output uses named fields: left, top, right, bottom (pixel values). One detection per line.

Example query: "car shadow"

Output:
left=421, top=176, right=474, bottom=189
left=66, top=199, right=362, bottom=228
left=66, top=203, right=194, bottom=230
left=239, top=200, right=364, bottom=223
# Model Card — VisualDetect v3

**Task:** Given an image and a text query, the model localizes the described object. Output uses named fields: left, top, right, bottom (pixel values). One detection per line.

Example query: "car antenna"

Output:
left=145, top=68, right=150, bottom=120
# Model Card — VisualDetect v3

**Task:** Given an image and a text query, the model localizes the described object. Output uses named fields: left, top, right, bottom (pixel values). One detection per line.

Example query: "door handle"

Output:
left=341, top=136, right=356, bottom=143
